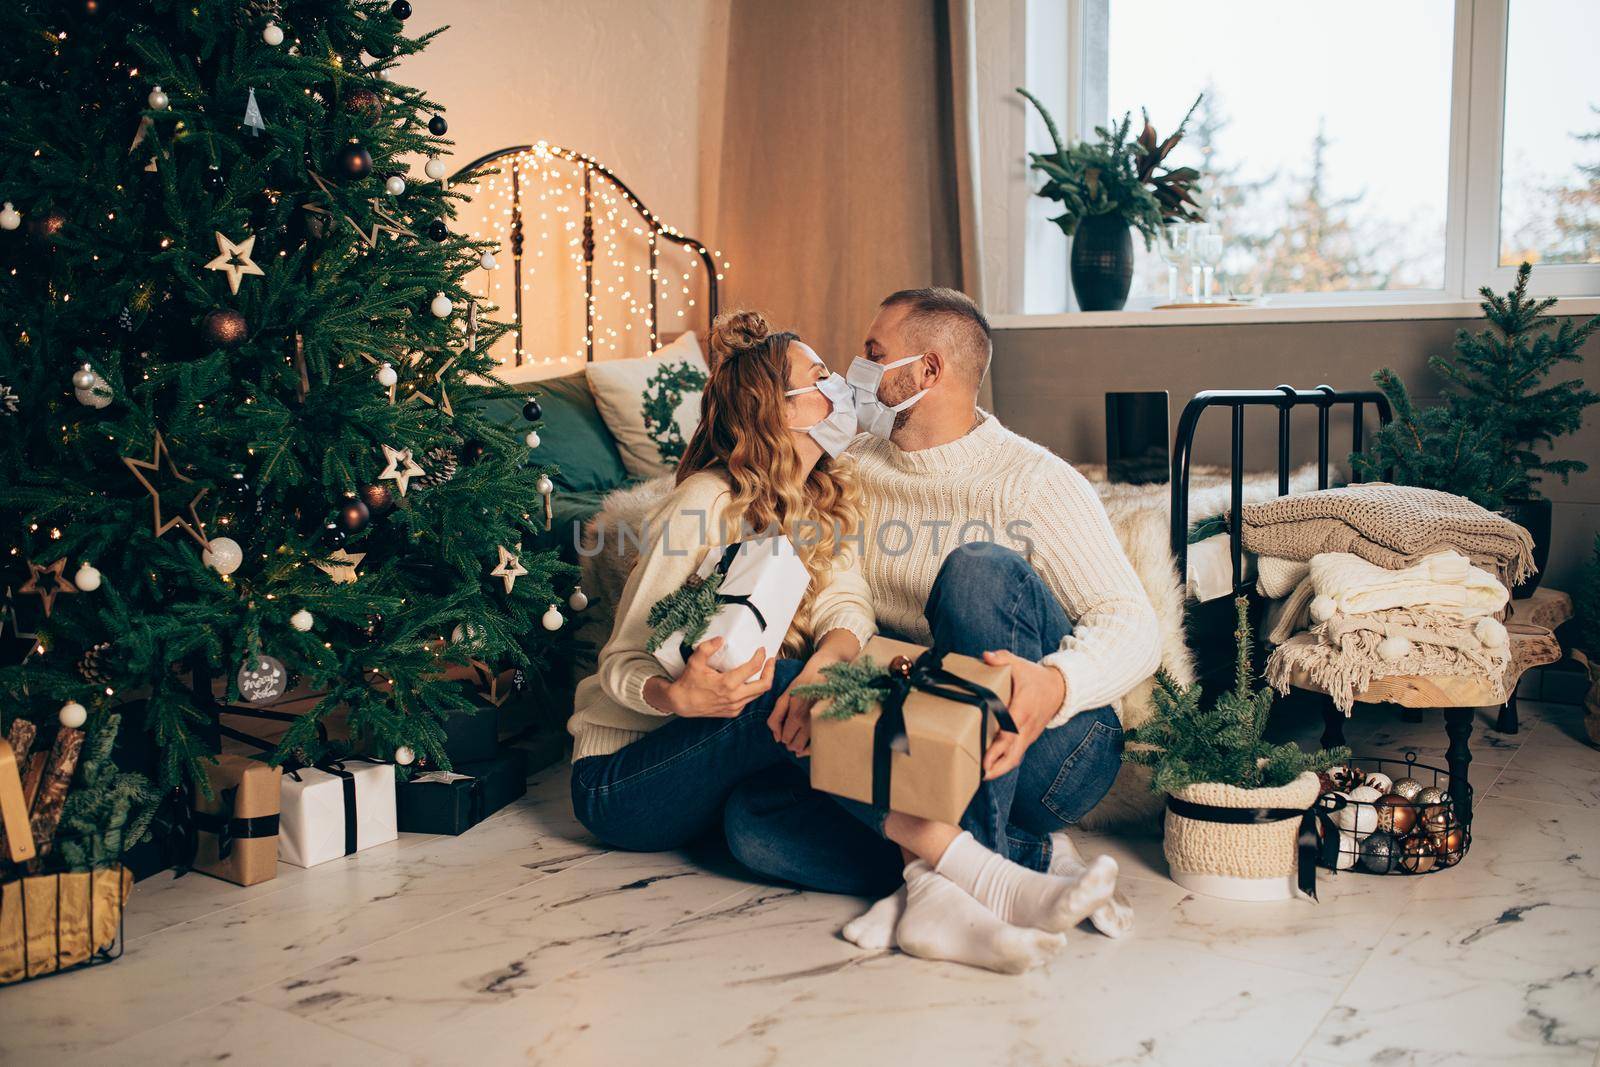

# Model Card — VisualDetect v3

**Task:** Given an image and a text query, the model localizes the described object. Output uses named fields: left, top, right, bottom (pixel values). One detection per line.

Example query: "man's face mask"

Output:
left=784, top=352, right=859, bottom=458
left=847, top=352, right=929, bottom=439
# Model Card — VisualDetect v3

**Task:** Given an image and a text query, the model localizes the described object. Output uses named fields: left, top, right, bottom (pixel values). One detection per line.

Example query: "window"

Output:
left=1012, top=0, right=1600, bottom=311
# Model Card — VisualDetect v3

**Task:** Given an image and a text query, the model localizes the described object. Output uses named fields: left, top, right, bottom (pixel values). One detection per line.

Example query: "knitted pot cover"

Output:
left=1164, top=772, right=1322, bottom=881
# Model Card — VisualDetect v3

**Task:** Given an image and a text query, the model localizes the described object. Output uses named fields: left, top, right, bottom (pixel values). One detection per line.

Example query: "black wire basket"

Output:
left=1315, top=750, right=1472, bottom=876
left=0, top=830, right=131, bottom=986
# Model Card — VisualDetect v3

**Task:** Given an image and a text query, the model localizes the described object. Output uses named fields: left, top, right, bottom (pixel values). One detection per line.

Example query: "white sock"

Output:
left=936, top=830, right=1117, bottom=933
left=1048, top=831, right=1134, bottom=939
left=842, top=887, right=905, bottom=951
left=894, top=861, right=1064, bottom=975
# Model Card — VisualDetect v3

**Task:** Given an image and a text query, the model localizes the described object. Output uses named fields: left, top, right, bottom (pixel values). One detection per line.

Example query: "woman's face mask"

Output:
left=785, top=352, right=859, bottom=458
left=847, top=352, right=928, bottom=439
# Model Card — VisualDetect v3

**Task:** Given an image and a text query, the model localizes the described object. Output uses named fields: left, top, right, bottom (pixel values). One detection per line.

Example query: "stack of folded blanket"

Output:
left=1232, top=483, right=1533, bottom=714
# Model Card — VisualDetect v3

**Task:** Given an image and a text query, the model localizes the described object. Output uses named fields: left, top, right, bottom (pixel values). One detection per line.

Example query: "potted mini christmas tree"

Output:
left=0, top=0, right=577, bottom=794
left=1353, top=264, right=1599, bottom=594
left=1125, top=597, right=1348, bottom=901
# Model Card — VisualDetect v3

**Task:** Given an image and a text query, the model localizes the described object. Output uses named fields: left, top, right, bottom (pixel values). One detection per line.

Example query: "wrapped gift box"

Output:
left=279, top=759, right=397, bottom=868
left=193, top=753, right=282, bottom=886
left=396, top=748, right=528, bottom=835
left=809, top=636, right=1014, bottom=825
left=652, top=534, right=810, bottom=681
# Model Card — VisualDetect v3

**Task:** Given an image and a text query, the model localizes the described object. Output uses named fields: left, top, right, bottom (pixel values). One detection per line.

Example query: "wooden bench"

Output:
left=1283, top=621, right=1563, bottom=826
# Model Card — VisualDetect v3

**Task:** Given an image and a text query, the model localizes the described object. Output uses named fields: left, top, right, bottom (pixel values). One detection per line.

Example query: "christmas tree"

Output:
left=1124, top=597, right=1347, bottom=793
left=0, top=0, right=575, bottom=791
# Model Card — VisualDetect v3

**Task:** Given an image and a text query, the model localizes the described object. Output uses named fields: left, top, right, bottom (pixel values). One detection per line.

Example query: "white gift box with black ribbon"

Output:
left=278, top=758, right=398, bottom=868
left=653, top=534, right=811, bottom=682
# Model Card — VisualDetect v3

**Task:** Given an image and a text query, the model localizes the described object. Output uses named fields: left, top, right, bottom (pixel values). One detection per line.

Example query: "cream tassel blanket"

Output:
left=1237, top=483, right=1537, bottom=590
left=1266, top=550, right=1510, bottom=645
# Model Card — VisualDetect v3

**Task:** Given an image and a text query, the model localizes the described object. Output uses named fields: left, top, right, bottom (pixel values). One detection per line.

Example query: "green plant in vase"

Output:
left=1017, top=88, right=1204, bottom=311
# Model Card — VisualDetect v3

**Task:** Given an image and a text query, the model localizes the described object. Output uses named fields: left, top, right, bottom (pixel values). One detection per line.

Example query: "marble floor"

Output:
left=3, top=695, right=1597, bottom=1067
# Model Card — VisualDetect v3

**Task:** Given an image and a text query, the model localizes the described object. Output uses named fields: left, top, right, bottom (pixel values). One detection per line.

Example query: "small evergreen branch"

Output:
left=792, top=656, right=890, bottom=720
left=645, top=571, right=725, bottom=653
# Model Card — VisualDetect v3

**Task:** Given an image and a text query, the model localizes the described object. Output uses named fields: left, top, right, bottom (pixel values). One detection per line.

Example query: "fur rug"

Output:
left=578, top=459, right=1332, bottom=832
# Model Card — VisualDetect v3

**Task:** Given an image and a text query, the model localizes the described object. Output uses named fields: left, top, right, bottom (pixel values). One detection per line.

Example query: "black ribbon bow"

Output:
left=678, top=542, right=771, bottom=663
left=866, top=649, right=1019, bottom=811
left=1164, top=791, right=1346, bottom=901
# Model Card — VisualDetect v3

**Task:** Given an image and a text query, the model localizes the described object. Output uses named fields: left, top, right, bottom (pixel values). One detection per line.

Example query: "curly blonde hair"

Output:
left=678, top=310, right=863, bottom=651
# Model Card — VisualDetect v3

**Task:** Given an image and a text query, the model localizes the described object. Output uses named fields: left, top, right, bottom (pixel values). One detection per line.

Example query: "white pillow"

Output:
left=585, top=332, right=707, bottom=478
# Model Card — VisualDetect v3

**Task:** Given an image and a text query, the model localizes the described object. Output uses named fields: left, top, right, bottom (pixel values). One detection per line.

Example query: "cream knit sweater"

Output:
left=850, top=412, right=1162, bottom=727
left=568, top=470, right=877, bottom=761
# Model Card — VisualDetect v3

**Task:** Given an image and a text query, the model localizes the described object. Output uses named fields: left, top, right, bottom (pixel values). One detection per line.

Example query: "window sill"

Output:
left=991, top=297, right=1600, bottom=330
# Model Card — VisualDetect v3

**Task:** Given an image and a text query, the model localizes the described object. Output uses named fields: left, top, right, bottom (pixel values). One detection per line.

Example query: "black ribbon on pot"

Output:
left=1164, top=792, right=1346, bottom=902
left=866, top=649, right=1019, bottom=811
left=191, top=786, right=281, bottom=861
left=678, top=543, right=771, bottom=663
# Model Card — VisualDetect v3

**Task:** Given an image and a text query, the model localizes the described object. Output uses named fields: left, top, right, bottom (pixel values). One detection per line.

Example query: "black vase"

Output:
left=1070, top=214, right=1134, bottom=311
left=1498, top=497, right=1552, bottom=597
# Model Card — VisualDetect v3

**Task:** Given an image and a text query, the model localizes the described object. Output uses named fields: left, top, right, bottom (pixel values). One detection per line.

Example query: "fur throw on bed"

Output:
left=580, top=460, right=1331, bottom=830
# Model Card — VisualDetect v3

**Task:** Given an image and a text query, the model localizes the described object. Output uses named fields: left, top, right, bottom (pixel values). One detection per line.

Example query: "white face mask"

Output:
left=847, top=353, right=929, bottom=439
left=785, top=356, right=859, bottom=458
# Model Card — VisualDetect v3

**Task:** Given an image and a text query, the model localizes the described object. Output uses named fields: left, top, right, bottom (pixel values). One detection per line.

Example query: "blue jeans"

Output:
left=722, top=542, right=1125, bottom=893
left=570, top=658, right=810, bottom=853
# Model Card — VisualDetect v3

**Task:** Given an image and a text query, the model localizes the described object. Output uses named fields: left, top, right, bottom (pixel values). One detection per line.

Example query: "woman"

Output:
left=568, top=310, right=887, bottom=880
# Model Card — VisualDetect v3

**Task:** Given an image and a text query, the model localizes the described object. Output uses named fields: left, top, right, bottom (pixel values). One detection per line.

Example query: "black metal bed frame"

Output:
left=451, top=144, right=721, bottom=366
left=1168, top=384, right=1393, bottom=597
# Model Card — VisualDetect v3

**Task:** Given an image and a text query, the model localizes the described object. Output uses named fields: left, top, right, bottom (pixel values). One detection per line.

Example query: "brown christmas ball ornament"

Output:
left=203, top=309, right=248, bottom=348
left=1429, top=820, right=1467, bottom=867
left=1374, top=794, right=1418, bottom=836
left=337, top=497, right=370, bottom=533
left=358, top=483, right=394, bottom=516
left=1397, top=833, right=1438, bottom=874
left=346, top=89, right=383, bottom=120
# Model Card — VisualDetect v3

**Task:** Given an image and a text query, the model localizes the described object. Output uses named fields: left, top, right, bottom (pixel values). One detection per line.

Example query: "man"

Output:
left=723, top=287, right=1161, bottom=962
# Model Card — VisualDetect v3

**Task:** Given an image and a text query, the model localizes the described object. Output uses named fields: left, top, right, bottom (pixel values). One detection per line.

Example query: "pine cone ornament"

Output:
left=79, top=642, right=114, bottom=686
left=413, top=445, right=459, bottom=491
left=1326, top=764, right=1375, bottom=793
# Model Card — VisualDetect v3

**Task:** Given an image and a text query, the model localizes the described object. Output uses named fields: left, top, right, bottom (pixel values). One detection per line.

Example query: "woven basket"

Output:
left=1164, top=772, right=1321, bottom=901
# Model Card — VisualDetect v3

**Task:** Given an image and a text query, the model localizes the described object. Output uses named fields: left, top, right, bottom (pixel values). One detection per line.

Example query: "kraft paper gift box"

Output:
left=652, top=534, right=810, bottom=681
left=278, top=759, right=397, bottom=868
left=809, top=636, right=1015, bottom=826
left=192, top=753, right=282, bottom=887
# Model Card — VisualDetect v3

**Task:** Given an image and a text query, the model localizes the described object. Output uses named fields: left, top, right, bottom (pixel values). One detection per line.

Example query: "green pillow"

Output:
left=480, top=372, right=631, bottom=494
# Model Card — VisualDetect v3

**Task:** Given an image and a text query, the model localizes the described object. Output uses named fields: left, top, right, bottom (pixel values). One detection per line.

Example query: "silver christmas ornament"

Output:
left=1360, top=830, right=1400, bottom=874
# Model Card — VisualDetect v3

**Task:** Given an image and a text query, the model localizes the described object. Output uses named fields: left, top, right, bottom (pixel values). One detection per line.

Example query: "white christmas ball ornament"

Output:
left=1333, top=791, right=1378, bottom=838
left=479, top=250, right=498, bottom=270
left=202, top=536, right=244, bottom=575
left=430, top=292, right=453, bottom=318
left=262, top=21, right=285, bottom=46
left=73, top=364, right=98, bottom=390
left=73, top=562, right=102, bottom=591
left=148, top=85, right=169, bottom=110
left=394, top=745, right=416, bottom=766
left=424, top=156, right=447, bottom=181
left=0, top=203, right=20, bottom=231
left=535, top=474, right=554, bottom=496
left=568, top=586, right=588, bottom=612
left=58, top=701, right=88, bottom=729
left=290, top=609, right=315, bottom=632
left=542, top=604, right=564, bottom=631
left=76, top=384, right=112, bottom=409
left=524, top=429, right=541, bottom=449
left=377, top=361, right=398, bottom=387
left=385, top=174, right=406, bottom=196
left=1335, top=829, right=1360, bottom=870
left=1364, top=771, right=1394, bottom=794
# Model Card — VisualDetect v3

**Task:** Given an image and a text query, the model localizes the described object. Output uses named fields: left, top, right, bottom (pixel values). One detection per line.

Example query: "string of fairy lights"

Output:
left=458, top=141, right=727, bottom=367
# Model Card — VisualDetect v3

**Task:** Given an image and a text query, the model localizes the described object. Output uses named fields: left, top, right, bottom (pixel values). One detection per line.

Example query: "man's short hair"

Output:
left=880, top=287, right=992, bottom=386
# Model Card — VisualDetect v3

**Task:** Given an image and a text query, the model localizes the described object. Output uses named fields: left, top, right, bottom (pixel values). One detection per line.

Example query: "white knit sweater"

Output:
left=568, top=470, right=877, bottom=761
left=850, top=412, right=1162, bottom=728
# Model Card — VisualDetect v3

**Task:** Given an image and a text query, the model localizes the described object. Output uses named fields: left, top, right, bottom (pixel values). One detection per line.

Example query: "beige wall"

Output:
left=400, top=0, right=730, bottom=381
left=992, top=317, right=1600, bottom=592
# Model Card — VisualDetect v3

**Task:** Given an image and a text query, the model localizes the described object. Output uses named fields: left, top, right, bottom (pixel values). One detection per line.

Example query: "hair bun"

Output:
left=708, top=309, right=772, bottom=367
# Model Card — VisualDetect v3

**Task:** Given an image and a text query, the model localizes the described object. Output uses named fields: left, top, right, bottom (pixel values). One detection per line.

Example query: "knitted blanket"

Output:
left=1237, top=483, right=1537, bottom=589
left=1309, top=550, right=1508, bottom=618
left=1265, top=607, right=1512, bottom=714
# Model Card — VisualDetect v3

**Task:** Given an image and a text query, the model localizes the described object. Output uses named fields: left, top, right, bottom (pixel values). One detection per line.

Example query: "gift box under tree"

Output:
left=396, top=747, right=528, bottom=836
left=805, top=636, right=1016, bottom=825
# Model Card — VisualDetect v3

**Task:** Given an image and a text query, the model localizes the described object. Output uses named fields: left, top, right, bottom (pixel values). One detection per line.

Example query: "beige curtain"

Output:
left=712, top=0, right=989, bottom=406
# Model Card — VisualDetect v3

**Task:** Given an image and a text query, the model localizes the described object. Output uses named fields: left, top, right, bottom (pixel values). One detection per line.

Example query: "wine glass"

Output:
left=1196, top=229, right=1225, bottom=303
left=1185, top=222, right=1206, bottom=301
left=1156, top=225, right=1187, bottom=305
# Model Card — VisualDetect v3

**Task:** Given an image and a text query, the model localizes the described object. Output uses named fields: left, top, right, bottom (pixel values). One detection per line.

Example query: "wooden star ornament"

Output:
left=204, top=231, right=265, bottom=295
left=122, top=431, right=210, bottom=547
left=315, top=549, right=366, bottom=585
left=20, top=560, right=74, bottom=617
left=489, top=544, right=528, bottom=595
left=378, top=444, right=425, bottom=497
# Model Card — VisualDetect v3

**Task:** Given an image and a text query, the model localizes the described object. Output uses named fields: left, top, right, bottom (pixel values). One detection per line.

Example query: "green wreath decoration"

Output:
left=641, top=359, right=708, bottom=468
